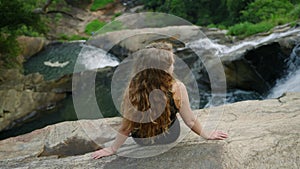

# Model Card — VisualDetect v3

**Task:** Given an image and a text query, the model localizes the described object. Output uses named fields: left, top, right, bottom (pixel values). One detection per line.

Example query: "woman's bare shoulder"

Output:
left=172, top=80, right=185, bottom=91
left=172, top=80, right=186, bottom=109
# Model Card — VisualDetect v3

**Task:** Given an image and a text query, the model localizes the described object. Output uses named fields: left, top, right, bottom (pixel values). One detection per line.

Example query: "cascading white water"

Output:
left=187, top=28, right=300, bottom=56
left=78, top=44, right=119, bottom=70
left=268, top=44, right=300, bottom=98
left=268, top=69, right=300, bottom=98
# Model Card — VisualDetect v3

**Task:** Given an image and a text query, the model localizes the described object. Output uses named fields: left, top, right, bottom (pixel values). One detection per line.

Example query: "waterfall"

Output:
left=187, top=28, right=300, bottom=57
left=268, top=44, right=300, bottom=98
left=186, top=28, right=300, bottom=107
left=78, top=44, right=119, bottom=70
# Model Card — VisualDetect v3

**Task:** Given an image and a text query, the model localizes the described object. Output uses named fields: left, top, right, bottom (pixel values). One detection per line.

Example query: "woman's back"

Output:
left=123, top=68, right=180, bottom=145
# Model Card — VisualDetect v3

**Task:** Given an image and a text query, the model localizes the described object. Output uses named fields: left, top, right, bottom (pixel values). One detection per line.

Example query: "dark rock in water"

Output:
left=222, top=42, right=290, bottom=94
left=223, top=58, right=270, bottom=93
left=244, top=43, right=289, bottom=87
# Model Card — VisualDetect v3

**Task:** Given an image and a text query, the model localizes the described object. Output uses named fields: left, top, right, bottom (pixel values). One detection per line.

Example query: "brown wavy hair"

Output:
left=121, top=42, right=175, bottom=139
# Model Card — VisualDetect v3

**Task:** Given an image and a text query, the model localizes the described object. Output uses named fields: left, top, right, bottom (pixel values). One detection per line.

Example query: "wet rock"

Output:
left=199, top=27, right=232, bottom=45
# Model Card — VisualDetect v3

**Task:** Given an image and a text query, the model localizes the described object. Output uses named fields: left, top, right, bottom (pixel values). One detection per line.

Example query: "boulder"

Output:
left=87, top=25, right=204, bottom=60
left=17, top=36, right=48, bottom=60
left=0, top=92, right=299, bottom=168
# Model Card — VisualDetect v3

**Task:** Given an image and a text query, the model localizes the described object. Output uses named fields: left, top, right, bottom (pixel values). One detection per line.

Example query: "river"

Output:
left=0, top=29, right=299, bottom=140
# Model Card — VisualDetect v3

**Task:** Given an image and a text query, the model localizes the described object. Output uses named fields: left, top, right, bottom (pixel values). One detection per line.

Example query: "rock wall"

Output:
left=0, top=69, right=72, bottom=131
left=0, top=92, right=299, bottom=168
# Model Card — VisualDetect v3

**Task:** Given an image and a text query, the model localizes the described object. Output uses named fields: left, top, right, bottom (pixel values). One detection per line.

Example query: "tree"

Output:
left=225, top=0, right=254, bottom=24
left=0, top=0, right=46, bottom=69
left=241, top=0, right=294, bottom=23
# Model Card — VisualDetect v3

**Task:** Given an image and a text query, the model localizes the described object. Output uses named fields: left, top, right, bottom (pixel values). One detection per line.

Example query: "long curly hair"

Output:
left=121, top=42, right=175, bottom=139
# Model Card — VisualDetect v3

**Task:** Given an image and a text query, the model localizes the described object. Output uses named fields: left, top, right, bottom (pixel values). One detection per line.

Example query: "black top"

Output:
left=168, top=91, right=179, bottom=125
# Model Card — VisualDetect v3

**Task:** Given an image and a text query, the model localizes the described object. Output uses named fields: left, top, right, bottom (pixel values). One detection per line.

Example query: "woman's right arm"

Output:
left=174, top=81, right=228, bottom=140
left=91, top=119, right=131, bottom=159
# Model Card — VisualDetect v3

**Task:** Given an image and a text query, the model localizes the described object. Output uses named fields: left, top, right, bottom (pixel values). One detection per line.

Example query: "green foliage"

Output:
left=241, top=0, right=294, bottom=23
left=111, top=12, right=122, bottom=21
left=0, top=0, right=46, bottom=69
left=142, top=0, right=252, bottom=26
left=85, top=20, right=107, bottom=35
left=90, top=0, right=114, bottom=11
left=290, top=0, right=300, bottom=4
left=143, top=0, right=300, bottom=37
left=96, top=20, right=127, bottom=34
left=289, top=4, right=300, bottom=18
left=0, top=33, right=20, bottom=59
left=228, top=21, right=274, bottom=37
left=142, top=0, right=168, bottom=11
left=0, top=0, right=45, bottom=33
left=58, top=34, right=88, bottom=41
left=16, top=25, right=41, bottom=37
left=114, top=12, right=122, bottom=18
left=207, top=24, right=227, bottom=30
left=225, top=0, right=254, bottom=24
left=168, top=0, right=187, bottom=19
left=54, top=13, right=63, bottom=22
left=270, top=15, right=294, bottom=26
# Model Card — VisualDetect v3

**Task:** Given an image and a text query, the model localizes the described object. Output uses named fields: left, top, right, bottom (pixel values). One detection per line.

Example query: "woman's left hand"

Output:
left=91, top=147, right=115, bottom=159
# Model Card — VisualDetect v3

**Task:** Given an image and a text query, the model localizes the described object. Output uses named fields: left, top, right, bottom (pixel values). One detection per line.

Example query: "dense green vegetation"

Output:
left=90, top=0, right=114, bottom=11
left=143, top=0, right=300, bottom=37
left=85, top=20, right=107, bottom=35
left=58, top=34, right=88, bottom=41
left=0, top=0, right=46, bottom=69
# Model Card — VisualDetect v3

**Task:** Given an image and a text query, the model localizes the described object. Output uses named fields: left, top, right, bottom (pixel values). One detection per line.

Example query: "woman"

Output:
left=92, top=42, right=228, bottom=159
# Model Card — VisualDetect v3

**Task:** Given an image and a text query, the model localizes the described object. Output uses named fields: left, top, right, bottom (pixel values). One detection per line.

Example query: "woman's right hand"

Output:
left=91, top=147, right=115, bottom=159
left=206, top=131, right=228, bottom=140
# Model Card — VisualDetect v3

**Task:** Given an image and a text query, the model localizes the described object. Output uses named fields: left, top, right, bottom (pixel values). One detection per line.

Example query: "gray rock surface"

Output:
left=0, top=92, right=299, bottom=168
